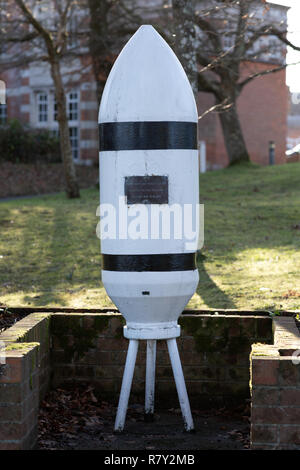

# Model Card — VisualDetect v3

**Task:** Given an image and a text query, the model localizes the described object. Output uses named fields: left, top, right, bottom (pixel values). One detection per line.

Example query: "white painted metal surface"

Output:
left=145, top=340, right=157, bottom=419
left=167, top=338, right=194, bottom=431
left=114, top=339, right=139, bottom=432
left=99, top=24, right=198, bottom=432
left=99, top=25, right=199, bottom=339
left=99, top=25, right=196, bottom=123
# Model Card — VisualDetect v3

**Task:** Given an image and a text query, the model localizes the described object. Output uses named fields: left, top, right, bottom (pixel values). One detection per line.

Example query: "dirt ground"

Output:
left=38, top=386, right=250, bottom=450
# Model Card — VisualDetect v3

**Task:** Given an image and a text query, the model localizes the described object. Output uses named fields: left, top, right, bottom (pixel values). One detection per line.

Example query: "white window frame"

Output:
left=34, top=88, right=80, bottom=160
left=37, top=91, right=48, bottom=123
left=67, top=90, right=79, bottom=121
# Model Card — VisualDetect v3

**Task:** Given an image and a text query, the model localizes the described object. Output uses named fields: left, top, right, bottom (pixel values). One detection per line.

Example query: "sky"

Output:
left=268, top=0, right=300, bottom=92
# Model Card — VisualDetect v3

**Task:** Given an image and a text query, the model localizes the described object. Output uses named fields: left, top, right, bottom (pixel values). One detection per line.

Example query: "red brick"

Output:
left=256, top=318, right=273, bottom=340
left=252, top=387, right=279, bottom=406
left=181, top=337, right=196, bottom=352
left=82, top=316, right=95, bottom=329
left=97, top=337, right=127, bottom=351
left=278, top=360, right=299, bottom=386
left=81, top=128, right=98, bottom=140
left=280, top=389, right=300, bottom=406
left=279, top=425, right=300, bottom=444
left=110, top=350, right=126, bottom=364
left=156, top=341, right=168, bottom=351
left=251, top=424, right=278, bottom=443
left=252, top=406, right=282, bottom=425
left=252, top=358, right=279, bottom=385
left=81, top=89, right=97, bottom=101
left=55, top=365, right=75, bottom=378
left=155, top=349, right=170, bottom=364
left=0, top=441, right=23, bottom=450
left=228, top=318, right=241, bottom=336
left=0, top=421, right=26, bottom=440
left=109, top=316, right=124, bottom=337
left=94, top=365, right=124, bottom=379
left=74, top=365, right=95, bottom=378
left=135, top=351, right=146, bottom=366
left=0, top=358, right=23, bottom=384
left=156, top=366, right=173, bottom=379
left=0, top=383, right=23, bottom=403
left=252, top=406, right=300, bottom=425
left=133, top=365, right=146, bottom=381
left=81, top=109, right=97, bottom=121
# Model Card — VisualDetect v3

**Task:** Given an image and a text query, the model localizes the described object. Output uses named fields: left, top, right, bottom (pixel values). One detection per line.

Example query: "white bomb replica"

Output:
left=99, top=25, right=199, bottom=432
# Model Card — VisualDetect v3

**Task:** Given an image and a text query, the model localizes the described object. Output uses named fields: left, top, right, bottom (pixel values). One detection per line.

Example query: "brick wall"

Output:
left=0, top=343, right=39, bottom=450
left=51, top=312, right=272, bottom=408
left=0, top=313, right=51, bottom=400
left=197, top=62, right=288, bottom=169
left=0, top=313, right=51, bottom=449
left=1, top=310, right=299, bottom=449
left=250, top=317, right=300, bottom=449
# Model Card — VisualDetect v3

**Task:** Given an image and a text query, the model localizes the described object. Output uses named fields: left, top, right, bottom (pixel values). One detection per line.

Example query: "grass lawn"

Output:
left=0, top=162, right=300, bottom=311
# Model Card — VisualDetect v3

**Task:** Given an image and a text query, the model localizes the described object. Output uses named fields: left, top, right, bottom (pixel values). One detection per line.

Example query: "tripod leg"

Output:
left=167, top=338, right=194, bottom=432
left=145, top=339, right=156, bottom=421
left=114, top=339, right=139, bottom=432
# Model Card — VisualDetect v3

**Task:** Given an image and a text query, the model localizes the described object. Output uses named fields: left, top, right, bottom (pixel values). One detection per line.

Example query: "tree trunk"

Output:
left=50, top=59, right=80, bottom=198
left=217, top=97, right=250, bottom=165
left=87, top=0, right=113, bottom=102
left=172, top=0, right=198, bottom=95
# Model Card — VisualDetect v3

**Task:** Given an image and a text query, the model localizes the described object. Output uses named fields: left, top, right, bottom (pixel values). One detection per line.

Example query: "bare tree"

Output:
left=170, top=0, right=300, bottom=166
left=1, top=0, right=83, bottom=198
left=87, top=0, right=147, bottom=102
left=172, top=0, right=198, bottom=95
left=87, top=0, right=115, bottom=102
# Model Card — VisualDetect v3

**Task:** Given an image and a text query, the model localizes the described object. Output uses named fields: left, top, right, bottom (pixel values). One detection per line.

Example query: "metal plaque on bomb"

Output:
left=125, top=175, right=168, bottom=205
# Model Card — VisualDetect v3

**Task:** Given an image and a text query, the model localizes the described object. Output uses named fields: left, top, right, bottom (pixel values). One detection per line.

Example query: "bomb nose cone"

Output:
left=99, top=25, right=198, bottom=124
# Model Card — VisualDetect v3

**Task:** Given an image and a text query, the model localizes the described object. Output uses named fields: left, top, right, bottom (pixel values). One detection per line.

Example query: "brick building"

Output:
left=196, top=1, right=289, bottom=169
left=198, top=64, right=288, bottom=169
left=0, top=1, right=289, bottom=168
left=287, top=91, right=300, bottom=150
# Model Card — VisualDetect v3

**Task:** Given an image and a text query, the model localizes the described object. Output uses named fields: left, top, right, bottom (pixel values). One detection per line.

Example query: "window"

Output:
left=69, top=127, right=79, bottom=160
left=0, top=104, right=7, bottom=124
left=68, top=91, right=79, bottom=121
left=37, top=92, right=48, bottom=122
left=54, top=91, right=79, bottom=121
left=35, top=89, right=80, bottom=159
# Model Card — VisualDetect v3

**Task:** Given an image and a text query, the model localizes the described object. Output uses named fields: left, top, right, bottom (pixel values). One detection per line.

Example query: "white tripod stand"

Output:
left=114, top=334, right=194, bottom=433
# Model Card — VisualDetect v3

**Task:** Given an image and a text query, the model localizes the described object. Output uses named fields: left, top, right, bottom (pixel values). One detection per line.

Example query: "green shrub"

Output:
left=0, top=119, right=61, bottom=163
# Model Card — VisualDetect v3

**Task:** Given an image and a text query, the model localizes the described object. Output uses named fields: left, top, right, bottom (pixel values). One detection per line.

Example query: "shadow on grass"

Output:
left=196, top=254, right=236, bottom=309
